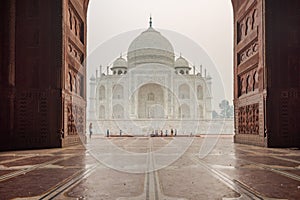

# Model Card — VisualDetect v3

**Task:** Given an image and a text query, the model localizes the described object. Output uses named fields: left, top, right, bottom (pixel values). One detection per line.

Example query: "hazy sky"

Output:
left=87, top=0, right=234, bottom=108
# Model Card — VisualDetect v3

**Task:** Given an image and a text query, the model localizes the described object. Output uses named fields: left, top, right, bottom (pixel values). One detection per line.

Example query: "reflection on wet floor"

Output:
left=0, top=136, right=299, bottom=200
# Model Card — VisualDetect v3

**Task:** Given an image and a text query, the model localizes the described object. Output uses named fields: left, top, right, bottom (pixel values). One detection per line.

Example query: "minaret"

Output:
left=205, top=73, right=213, bottom=120
left=206, top=73, right=212, bottom=95
left=88, top=74, right=97, bottom=122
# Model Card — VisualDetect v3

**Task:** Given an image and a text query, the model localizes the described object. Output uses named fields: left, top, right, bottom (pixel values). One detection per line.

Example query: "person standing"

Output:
left=106, top=129, right=110, bottom=137
left=89, top=123, right=93, bottom=139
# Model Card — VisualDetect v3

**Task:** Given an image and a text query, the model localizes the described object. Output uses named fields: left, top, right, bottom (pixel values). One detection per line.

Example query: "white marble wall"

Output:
left=91, top=64, right=213, bottom=132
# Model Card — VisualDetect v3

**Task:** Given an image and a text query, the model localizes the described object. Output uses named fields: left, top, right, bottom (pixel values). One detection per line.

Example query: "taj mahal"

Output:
left=89, top=18, right=213, bottom=135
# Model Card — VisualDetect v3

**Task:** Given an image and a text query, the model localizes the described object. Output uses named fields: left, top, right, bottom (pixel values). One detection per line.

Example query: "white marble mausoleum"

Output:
left=89, top=18, right=214, bottom=135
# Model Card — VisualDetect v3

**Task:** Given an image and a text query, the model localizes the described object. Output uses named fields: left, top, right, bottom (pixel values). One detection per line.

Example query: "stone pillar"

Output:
left=0, top=0, right=16, bottom=149
left=232, top=0, right=300, bottom=147
left=232, top=0, right=267, bottom=147
left=0, top=0, right=90, bottom=150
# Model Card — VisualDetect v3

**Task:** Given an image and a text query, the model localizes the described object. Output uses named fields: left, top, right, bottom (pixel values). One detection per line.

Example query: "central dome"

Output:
left=128, top=27, right=174, bottom=53
left=127, top=19, right=175, bottom=68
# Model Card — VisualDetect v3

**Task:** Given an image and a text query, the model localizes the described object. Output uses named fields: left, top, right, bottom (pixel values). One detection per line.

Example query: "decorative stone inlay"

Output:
left=237, top=6, right=258, bottom=43
left=16, top=91, right=49, bottom=144
left=67, top=103, right=84, bottom=136
left=68, top=40, right=84, bottom=64
left=238, top=41, right=258, bottom=65
left=238, top=103, right=259, bottom=135
left=66, top=69, right=84, bottom=97
left=68, top=2, right=84, bottom=44
left=238, top=67, right=259, bottom=97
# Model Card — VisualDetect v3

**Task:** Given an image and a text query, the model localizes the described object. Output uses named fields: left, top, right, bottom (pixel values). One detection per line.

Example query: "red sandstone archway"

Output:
left=0, top=0, right=299, bottom=150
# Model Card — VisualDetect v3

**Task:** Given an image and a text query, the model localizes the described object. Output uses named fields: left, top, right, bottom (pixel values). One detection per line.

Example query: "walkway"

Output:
left=0, top=136, right=299, bottom=199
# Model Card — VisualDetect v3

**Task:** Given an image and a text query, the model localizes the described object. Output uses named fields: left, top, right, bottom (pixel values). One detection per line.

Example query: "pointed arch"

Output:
left=99, top=105, right=105, bottom=119
left=113, top=84, right=124, bottom=99
left=197, top=85, right=203, bottom=100
left=179, top=84, right=190, bottom=99
left=99, top=85, right=105, bottom=100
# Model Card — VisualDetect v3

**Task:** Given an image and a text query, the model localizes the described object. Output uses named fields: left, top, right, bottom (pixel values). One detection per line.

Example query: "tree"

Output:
left=212, top=110, right=219, bottom=119
left=219, top=100, right=233, bottom=118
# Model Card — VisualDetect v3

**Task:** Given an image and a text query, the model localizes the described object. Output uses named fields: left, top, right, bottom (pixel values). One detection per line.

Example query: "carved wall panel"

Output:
left=16, top=91, right=49, bottom=145
left=238, top=103, right=259, bottom=135
left=238, top=41, right=258, bottom=65
left=63, top=0, right=87, bottom=147
left=68, top=40, right=84, bottom=64
left=137, top=75, right=166, bottom=87
left=237, top=6, right=258, bottom=44
left=235, top=2, right=261, bottom=99
left=66, top=67, right=84, bottom=97
left=0, top=0, right=87, bottom=150
left=67, top=103, right=84, bottom=136
left=234, top=0, right=300, bottom=147
left=68, top=2, right=84, bottom=44
left=233, top=0, right=266, bottom=147
left=279, top=89, right=300, bottom=144
left=238, top=67, right=259, bottom=97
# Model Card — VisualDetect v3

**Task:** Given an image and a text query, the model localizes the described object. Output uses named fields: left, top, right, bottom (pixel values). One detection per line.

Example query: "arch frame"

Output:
left=0, top=0, right=299, bottom=150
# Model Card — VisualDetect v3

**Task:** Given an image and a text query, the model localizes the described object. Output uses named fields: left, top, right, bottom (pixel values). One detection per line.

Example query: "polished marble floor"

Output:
left=0, top=136, right=299, bottom=199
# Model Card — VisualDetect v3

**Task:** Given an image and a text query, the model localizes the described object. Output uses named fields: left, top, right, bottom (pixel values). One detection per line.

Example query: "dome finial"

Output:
left=149, top=15, right=152, bottom=27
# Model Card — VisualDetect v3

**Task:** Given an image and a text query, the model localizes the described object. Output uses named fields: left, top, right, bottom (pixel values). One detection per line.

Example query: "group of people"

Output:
left=89, top=123, right=182, bottom=138
left=151, top=128, right=177, bottom=137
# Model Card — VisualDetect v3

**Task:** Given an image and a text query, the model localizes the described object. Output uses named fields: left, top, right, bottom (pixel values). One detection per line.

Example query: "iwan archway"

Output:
left=138, top=83, right=165, bottom=119
left=0, top=0, right=299, bottom=150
